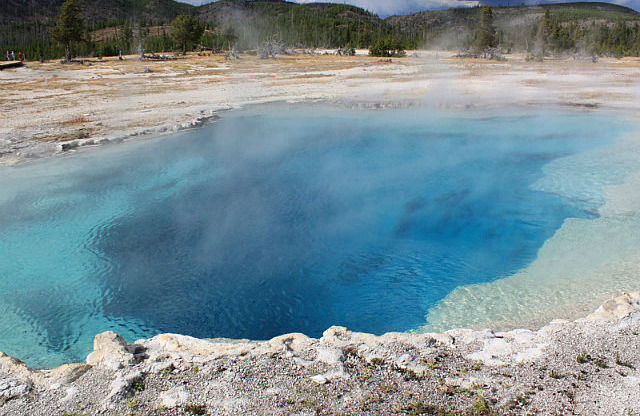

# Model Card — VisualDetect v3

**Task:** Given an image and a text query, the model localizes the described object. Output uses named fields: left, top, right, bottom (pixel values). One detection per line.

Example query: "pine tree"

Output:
left=49, top=0, right=85, bottom=61
left=537, top=9, right=553, bottom=56
left=170, top=14, right=204, bottom=54
left=474, top=6, right=497, bottom=57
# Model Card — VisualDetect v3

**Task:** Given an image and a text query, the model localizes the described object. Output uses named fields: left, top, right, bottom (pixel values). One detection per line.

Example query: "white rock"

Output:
left=394, top=354, right=414, bottom=368
left=86, top=331, right=137, bottom=370
left=0, top=379, right=30, bottom=401
left=465, top=329, right=547, bottom=366
left=445, top=376, right=482, bottom=390
left=310, top=368, right=350, bottom=385
left=0, top=352, right=31, bottom=380
left=623, top=376, right=640, bottom=387
left=320, top=326, right=353, bottom=346
left=588, top=292, right=640, bottom=321
left=315, top=347, right=343, bottom=365
left=160, top=386, right=191, bottom=408
left=146, top=359, right=176, bottom=374
left=310, top=374, right=327, bottom=384
left=46, top=363, right=91, bottom=384
left=102, top=370, right=143, bottom=409
left=268, top=333, right=313, bottom=353
left=357, top=345, right=386, bottom=363
left=59, top=386, right=78, bottom=403
left=322, top=368, right=350, bottom=381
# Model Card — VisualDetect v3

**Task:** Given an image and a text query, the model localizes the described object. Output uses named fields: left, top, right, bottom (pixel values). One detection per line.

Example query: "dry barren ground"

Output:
left=2, top=51, right=640, bottom=164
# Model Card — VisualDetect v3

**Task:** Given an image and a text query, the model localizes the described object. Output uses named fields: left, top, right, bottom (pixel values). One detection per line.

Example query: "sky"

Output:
left=291, top=0, right=480, bottom=16
left=178, top=0, right=479, bottom=16
left=179, top=0, right=639, bottom=16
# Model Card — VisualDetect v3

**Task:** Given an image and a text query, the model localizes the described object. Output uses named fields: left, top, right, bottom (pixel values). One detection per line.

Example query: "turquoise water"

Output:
left=0, top=104, right=632, bottom=367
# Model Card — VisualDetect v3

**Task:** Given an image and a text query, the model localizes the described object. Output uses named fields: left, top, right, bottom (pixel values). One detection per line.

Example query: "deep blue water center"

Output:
left=0, top=104, right=630, bottom=367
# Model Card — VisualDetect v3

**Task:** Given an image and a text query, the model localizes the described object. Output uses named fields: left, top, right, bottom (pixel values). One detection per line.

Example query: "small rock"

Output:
left=321, top=326, right=353, bottom=345
left=86, top=331, right=140, bottom=370
left=102, top=370, right=143, bottom=409
left=268, top=333, right=312, bottom=354
left=59, top=386, right=78, bottom=403
left=159, top=386, right=190, bottom=408
left=322, top=368, right=350, bottom=381
left=60, top=141, right=78, bottom=151
left=146, top=359, right=175, bottom=374
left=47, top=363, right=91, bottom=385
left=0, top=352, right=31, bottom=378
left=0, top=379, right=30, bottom=401
left=315, top=347, right=343, bottom=365
left=588, top=292, right=640, bottom=321
left=310, top=374, right=327, bottom=384
left=394, top=353, right=413, bottom=369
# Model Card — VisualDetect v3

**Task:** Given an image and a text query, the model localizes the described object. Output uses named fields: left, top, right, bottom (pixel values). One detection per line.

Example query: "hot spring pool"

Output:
left=1, top=104, right=639, bottom=367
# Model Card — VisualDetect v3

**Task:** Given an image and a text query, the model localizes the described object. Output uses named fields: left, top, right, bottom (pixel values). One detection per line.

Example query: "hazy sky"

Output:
left=179, top=0, right=480, bottom=16
left=179, top=0, right=639, bottom=16
left=293, top=0, right=480, bottom=15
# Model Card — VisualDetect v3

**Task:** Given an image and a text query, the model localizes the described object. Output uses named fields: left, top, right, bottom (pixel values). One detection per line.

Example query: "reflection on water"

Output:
left=0, top=104, right=631, bottom=367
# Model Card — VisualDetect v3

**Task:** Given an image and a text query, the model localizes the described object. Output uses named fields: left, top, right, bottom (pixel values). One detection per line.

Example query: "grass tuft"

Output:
left=184, top=404, right=207, bottom=415
left=577, top=352, right=590, bottom=364
left=616, top=354, right=634, bottom=369
left=470, top=395, right=492, bottom=415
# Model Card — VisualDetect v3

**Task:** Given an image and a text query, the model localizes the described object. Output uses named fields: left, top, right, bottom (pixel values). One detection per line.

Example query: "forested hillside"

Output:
left=0, top=0, right=194, bottom=59
left=0, top=0, right=194, bottom=24
left=2, top=0, right=640, bottom=60
left=197, top=0, right=384, bottom=49
left=388, top=2, right=640, bottom=56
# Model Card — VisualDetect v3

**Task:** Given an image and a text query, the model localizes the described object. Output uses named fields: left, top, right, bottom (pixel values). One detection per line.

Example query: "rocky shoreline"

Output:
left=0, top=292, right=638, bottom=415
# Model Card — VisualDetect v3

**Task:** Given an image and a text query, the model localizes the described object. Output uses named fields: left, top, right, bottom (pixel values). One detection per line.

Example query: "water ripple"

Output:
left=0, top=104, right=632, bottom=367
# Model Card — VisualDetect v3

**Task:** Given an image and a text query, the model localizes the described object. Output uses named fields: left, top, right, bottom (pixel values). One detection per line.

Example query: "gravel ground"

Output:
left=1, top=292, right=639, bottom=415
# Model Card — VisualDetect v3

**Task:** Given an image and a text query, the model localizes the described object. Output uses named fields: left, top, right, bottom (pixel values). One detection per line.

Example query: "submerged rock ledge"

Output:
left=1, top=292, right=640, bottom=415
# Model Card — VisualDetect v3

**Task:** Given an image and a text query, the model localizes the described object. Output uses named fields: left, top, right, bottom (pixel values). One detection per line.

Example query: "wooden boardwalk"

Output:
left=0, top=61, right=23, bottom=70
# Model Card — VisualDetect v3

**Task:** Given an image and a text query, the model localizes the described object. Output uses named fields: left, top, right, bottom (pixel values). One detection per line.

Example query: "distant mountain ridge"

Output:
left=478, top=1, right=639, bottom=13
left=0, top=0, right=195, bottom=24
left=176, top=0, right=640, bottom=17
left=478, top=0, right=639, bottom=12
left=388, top=1, right=639, bottom=30
left=2, top=0, right=639, bottom=25
left=387, top=1, right=640, bottom=47
left=197, top=0, right=379, bottom=31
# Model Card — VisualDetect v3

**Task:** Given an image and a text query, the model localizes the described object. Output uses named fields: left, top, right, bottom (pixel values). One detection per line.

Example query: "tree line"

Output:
left=3, top=0, right=640, bottom=61
left=398, top=5, right=640, bottom=58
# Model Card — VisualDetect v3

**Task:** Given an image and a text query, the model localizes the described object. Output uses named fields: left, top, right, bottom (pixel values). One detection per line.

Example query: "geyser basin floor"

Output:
left=0, top=104, right=637, bottom=367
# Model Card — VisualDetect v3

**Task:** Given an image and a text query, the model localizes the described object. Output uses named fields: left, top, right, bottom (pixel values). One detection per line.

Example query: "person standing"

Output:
left=6, top=51, right=9, bottom=61
left=11, top=51, right=15, bottom=60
